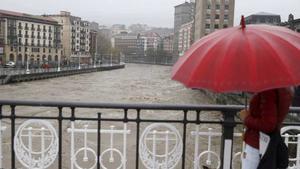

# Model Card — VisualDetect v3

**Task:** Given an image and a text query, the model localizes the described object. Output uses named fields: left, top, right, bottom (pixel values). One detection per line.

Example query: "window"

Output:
left=19, top=23, right=22, bottom=27
left=43, top=48, right=46, bottom=53
left=205, top=24, right=210, bottom=29
left=214, top=24, right=219, bottom=29
left=19, top=47, right=21, bottom=52
left=25, top=47, right=28, bottom=52
left=216, top=4, right=220, bottom=10
left=225, top=5, right=229, bottom=10
left=224, top=14, right=229, bottom=20
left=207, top=5, right=211, bottom=9
left=223, top=24, right=228, bottom=28
left=49, top=49, right=51, bottom=53
left=10, top=47, right=13, bottom=51
left=215, top=14, right=220, bottom=19
left=206, top=14, right=210, bottom=19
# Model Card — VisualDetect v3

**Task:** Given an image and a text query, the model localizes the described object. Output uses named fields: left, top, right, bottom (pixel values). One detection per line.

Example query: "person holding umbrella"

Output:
left=239, top=88, right=293, bottom=169
left=172, top=16, right=300, bottom=169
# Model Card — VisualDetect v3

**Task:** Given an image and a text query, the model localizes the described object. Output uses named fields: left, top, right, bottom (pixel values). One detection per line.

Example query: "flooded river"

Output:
left=0, top=64, right=212, bottom=104
left=0, top=64, right=228, bottom=169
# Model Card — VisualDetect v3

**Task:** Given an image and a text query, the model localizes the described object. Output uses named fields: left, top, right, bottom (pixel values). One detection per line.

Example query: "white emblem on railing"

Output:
left=14, top=120, right=58, bottom=169
left=192, top=126, right=221, bottom=169
left=281, top=126, right=300, bottom=169
left=68, top=122, right=130, bottom=169
left=0, top=120, right=7, bottom=169
left=139, top=123, right=183, bottom=169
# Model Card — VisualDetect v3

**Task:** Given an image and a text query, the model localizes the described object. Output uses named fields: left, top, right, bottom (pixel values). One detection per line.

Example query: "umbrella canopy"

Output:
left=172, top=16, right=300, bottom=93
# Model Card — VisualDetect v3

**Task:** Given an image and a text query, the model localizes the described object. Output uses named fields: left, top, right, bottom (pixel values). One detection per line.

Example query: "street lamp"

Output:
left=57, top=56, right=61, bottom=72
left=78, top=52, right=81, bottom=70
left=94, top=37, right=97, bottom=68
left=110, top=53, right=112, bottom=66
left=26, top=53, right=30, bottom=74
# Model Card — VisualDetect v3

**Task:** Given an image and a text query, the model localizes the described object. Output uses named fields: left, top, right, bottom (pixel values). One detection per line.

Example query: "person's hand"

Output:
left=239, top=109, right=249, bottom=122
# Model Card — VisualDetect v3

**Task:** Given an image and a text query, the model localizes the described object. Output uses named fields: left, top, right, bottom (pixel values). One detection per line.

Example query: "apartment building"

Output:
left=178, top=20, right=194, bottom=55
left=194, top=0, right=235, bottom=40
left=45, top=11, right=91, bottom=63
left=174, top=1, right=195, bottom=57
left=0, top=9, right=62, bottom=66
left=162, top=34, right=174, bottom=54
left=280, top=14, right=300, bottom=33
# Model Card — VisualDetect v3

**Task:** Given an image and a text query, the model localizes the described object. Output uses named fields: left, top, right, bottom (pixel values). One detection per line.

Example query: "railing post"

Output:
left=0, top=105, right=2, bottom=169
left=10, top=105, right=16, bottom=169
left=58, top=107, right=63, bottom=169
left=97, top=113, right=101, bottom=169
left=182, top=110, right=188, bottom=169
left=220, top=111, right=236, bottom=169
left=135, top=109, right=140, bottom=169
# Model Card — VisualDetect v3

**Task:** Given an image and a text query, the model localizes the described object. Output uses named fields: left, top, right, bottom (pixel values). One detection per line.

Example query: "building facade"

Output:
left=0, top=10, right=62, bottom=67
left=162, top=34, right=174, bottom=54
left=245, top=12, right=281, bottom=25
left=173, top=1, right=195, bottom=58
left=194, top=0, right=235, bottom=40
left=141, top=32, right=161, bottom=51
left=111, top=32, right=145, bottom=55
left=280, top=14, right=300, bottom=33
left=45, top=11, right=91, bottom=64
left=178, top=20, right=194, bottom=55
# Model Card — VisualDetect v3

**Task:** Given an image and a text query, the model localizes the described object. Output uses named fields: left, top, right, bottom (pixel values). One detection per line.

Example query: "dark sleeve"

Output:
left=244, top=90, right=278, bottom=133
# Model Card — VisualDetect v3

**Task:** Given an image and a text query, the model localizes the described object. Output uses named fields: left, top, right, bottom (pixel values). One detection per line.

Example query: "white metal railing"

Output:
left=0, top=120, right=297, bottom=168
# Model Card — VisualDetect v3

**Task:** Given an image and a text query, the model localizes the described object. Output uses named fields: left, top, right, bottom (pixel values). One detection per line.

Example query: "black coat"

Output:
left=257, top=131, right=288, bottom=169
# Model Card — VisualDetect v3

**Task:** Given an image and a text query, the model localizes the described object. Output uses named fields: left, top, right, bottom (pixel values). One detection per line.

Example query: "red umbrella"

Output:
left=172, top=16, right=300, bottom=93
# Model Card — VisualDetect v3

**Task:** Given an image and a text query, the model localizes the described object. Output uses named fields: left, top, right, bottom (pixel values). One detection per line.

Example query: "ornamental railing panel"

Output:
left=0, top=100, right=299, bottom=169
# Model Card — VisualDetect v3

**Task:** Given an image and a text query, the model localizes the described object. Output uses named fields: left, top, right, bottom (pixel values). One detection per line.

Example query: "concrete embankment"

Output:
left=0, top=64, right=125, bottom=85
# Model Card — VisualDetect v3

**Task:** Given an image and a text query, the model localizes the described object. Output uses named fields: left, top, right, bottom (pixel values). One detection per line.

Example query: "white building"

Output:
left=178, top=20, right=194, bottom=55
left=45, top=11, right=91, bottom=63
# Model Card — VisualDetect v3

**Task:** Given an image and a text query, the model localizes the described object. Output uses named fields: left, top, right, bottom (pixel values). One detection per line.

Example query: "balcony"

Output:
left=49, top=37, right=53, bottom=40
left=43, top=29, right=47, bottom=32
left=31, top=35, right=35, bottom=38
left=25, top=27, right=29, bottom=30
left=31, top=27, right=35, bottom=31
left=37, top=28, right=41, bottom=32
left=37, top=35, right=41, bottom=39
left=43, top=36, right=47, bottom=39
left=18, top=26, right=23, bottom=29
left=18, top=34, right=22, bottom=38
left=0, top=100, right=299, bottom=169
left=25, top=34, right=29, bottom=38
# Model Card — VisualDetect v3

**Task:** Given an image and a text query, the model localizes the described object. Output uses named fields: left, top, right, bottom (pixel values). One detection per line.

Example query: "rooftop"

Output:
left=252, top=12, right=280, bottom=16
left=0, top=9, right=57, bottom=24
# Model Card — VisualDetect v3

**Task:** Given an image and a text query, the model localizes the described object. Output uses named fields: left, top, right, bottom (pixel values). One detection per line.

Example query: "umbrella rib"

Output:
left=212, top=30, right=239, bottom=92
left=252, top=30, right=297, bottom=85
left=186, top=30, right=234, bottom=90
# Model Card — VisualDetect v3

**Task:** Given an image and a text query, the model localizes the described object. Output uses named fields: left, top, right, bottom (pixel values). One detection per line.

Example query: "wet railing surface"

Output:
left=0, top=100, right=299, bottom=169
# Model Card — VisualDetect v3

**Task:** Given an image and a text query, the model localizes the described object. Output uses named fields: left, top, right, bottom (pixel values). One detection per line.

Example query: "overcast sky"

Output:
left=1, top=0, right=300, bottom=28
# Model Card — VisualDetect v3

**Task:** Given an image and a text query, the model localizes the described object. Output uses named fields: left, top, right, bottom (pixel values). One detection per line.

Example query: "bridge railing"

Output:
left=0, top=63, right=123, bottom=76
left=0, top=100, right=299, bottom=169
